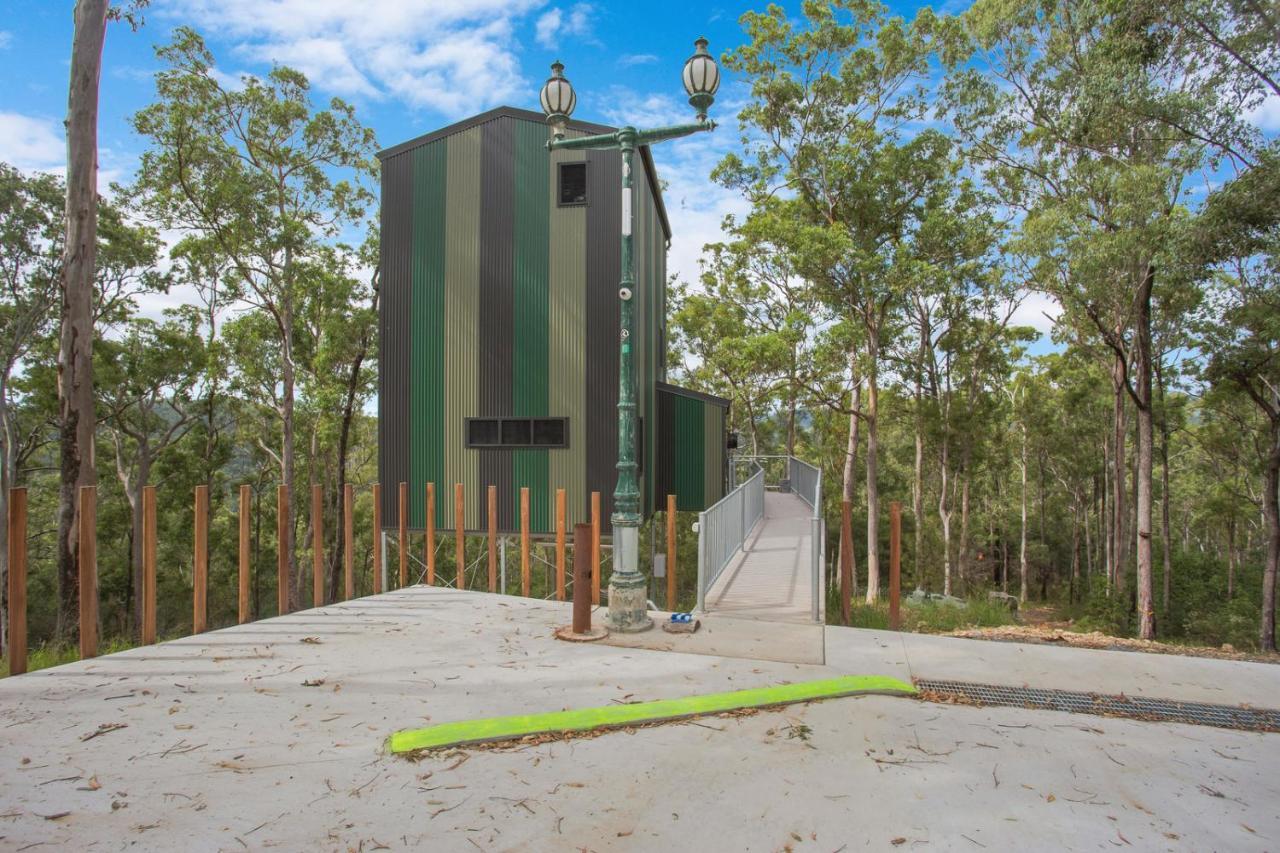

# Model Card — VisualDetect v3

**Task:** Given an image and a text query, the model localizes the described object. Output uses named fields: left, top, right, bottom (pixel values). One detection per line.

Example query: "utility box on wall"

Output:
left=377, top=106, right=725, bottom=534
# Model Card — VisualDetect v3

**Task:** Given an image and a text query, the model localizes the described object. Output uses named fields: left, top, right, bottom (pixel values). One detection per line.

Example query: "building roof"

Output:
left=377, top=106, right=671, bottom=242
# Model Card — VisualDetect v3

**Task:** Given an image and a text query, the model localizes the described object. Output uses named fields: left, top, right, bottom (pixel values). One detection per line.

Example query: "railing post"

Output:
left=696, top=511, right=707, bottom=613
left=7, top=487, right=27, bottom=676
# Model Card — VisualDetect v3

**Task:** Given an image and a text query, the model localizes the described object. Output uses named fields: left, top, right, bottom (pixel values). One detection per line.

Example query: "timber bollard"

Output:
left=889, top=501, right=902, bottom=630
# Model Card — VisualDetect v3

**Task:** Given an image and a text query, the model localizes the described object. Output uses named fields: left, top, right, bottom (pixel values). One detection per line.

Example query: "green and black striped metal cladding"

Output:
left=654, top=382, right=729, bottom=512
left=378, top=107, right=670, bottom=533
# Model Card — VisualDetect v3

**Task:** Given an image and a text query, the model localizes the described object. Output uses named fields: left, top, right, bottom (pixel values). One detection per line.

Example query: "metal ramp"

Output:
left=696, top=456, right=825, bottom=624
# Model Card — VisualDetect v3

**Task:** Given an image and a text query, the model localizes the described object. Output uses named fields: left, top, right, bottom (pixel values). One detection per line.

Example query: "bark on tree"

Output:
left=864, top=325, right=881, bottom=603
left=840, top=374, right=860, bottom=599
left=55, top=0, right=109, bottom=639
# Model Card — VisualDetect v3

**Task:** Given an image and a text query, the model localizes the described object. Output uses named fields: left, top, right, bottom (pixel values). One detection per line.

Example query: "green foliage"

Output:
left=840, top=597, right=1017, bottom=633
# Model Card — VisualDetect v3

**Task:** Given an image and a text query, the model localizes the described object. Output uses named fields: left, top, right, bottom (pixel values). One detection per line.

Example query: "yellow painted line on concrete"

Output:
left=389, top=675, right=916, bottom=753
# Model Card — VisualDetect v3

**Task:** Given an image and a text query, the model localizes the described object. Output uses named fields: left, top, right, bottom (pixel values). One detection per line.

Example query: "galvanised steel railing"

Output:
left=788, top=457, right=824, bottom=621
left=696, top=463, right=765, bottom=612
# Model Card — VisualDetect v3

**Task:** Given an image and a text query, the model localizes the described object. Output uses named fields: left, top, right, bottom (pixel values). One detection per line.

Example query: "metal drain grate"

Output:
left=915, top=679, right=1280, bottom=733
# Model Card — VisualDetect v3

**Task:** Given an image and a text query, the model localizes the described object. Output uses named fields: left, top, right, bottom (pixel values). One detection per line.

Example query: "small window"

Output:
left=468, top=418, right=500, bottom=446
left=559, top=162, right=587, bottom=206
left=533, top=418, right=566, bottom=446
left=501, top=418, right=532, bottom=446
left=466, top=417, right=569, bottom=448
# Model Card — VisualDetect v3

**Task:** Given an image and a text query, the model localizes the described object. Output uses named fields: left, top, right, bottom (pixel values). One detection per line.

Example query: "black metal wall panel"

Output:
left=379, top=152, right=413, bottom=529
left=478, top=117, right=515, bottom=526
left=585, top=148, right=622, bottom=523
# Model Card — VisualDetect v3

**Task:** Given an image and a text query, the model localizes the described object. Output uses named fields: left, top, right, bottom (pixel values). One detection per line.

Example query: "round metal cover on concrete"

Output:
left=554, top=625, right=609, bottom=642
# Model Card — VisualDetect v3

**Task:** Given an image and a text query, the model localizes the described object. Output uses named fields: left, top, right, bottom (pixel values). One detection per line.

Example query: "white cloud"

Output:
left=162, top=0, right=545, bottom=117
left=1008, top=291, right=1062, bottom=337
left=618, top=54, right=658, bottom=67
left=535, top=4, right=593, bottom=50
left=1246, top=92, right=1280, bottom=132
left=0, top=111, right=64, bottom=173
left=0, top=31, right=12, bottom=49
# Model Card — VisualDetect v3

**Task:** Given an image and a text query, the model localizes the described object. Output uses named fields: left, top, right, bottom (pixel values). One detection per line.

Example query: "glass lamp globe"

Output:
left=540, top=61, right=577, bottom=139
left=682, top=37, right=719, bottom=121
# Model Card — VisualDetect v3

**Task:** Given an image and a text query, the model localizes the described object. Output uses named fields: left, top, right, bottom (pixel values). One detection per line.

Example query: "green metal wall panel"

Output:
left=673, top=394, right=705, bottom=509
left=704, top=402, right=724, bottom=505
left=411, top=142, right=447, bottom=530
left=546, top=127, right=587, bottom=530
left=444, top=125, right=482, bottom=530
left=512, top=119, right=551, bottom=531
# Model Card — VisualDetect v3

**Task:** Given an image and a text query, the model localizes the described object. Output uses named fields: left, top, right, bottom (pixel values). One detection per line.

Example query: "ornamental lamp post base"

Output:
left=606, top=524, right=653, bottom=633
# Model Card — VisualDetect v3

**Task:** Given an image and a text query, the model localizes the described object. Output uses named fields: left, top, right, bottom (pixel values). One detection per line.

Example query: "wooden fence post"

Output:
left=398, top=482, right=408, bottom=589
left=144, top=485, right=158, bottom=640
left=454, top=483, right=465, bottom=590
left=890, top=501, right=902, bottom=631
left=487, top=485, right=498, bottom=592
left=666, top=494, right=677, bottom=612
left=312, top=484, right=324, bottom=607
left=78, top=485, right=97, bottom=659
left=277, top=484, right=289, bottom=615
left=520, top=487, right=531, bottom=597
left=426, top=482, right=436, bottom=585
left=555, top=488, right=567, bottom=601
left=344, top=483, right=355, bottom=600
left=841, top=500, right=853, bottom=626
left=591, top=491, right=601, bottom=606
left=193, top=485, right=208, bottom=634
left=237, top=485, right=249, bottom=625
left=372, top=483, right=382, bottom=595
left=7, top=487, right=27, bottom=675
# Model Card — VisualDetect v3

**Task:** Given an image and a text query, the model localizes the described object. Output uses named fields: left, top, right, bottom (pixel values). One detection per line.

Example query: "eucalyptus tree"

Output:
left=950, top=0, right=1248, bottom=637
left=717, top=0, right=962, bottom=601
left=130, top=29, right=377, bottom=610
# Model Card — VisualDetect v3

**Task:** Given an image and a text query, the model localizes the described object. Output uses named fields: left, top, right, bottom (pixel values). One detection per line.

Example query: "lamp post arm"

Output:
left=547, top=130, right=622, bottom=151
left=635, top=119, right=717, bottom=146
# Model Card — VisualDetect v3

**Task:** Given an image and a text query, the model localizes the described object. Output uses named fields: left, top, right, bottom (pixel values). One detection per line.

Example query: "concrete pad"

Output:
left=600, top=610, right=826, bottom=664
left=0, top=586, right=1276, bottom=852
left=824, top=627, right=1280, bottom=709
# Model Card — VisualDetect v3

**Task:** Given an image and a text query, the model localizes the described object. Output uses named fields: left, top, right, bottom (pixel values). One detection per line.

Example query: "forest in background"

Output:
left=1, top=0, right=1278, bottom=662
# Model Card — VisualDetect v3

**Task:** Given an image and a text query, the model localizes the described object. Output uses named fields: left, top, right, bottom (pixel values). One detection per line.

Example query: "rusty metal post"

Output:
left=7, top=487, right=27, bottom=675
left=555, top=488, right=567, bottom=601
left=573, top=523, right=592, bottom=633
left=591, top=491, right=601, bottom=605
left=666, top=494, right=677, bottom=612
left=426, top=482, right=437, bottom=585
left=890, top=501, right=902, bottom=630
left=397, top=481, right=407, bottom=588
left=840, top=500, right=853, bottom=626
left=454, top=483, right=465, bottom=590
left=520, top=487, right=531, bottom=596
left=78, top=485, right=97, bottom=659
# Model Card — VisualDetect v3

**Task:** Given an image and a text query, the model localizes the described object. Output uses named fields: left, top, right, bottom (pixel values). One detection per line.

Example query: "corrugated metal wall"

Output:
left=378, top=110, right=669, bottom=533
left=654, top=383, right=728, bottom=512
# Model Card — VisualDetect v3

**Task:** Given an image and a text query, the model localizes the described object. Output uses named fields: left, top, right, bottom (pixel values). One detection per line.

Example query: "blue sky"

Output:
left=4, top=1, right=993, bottom=324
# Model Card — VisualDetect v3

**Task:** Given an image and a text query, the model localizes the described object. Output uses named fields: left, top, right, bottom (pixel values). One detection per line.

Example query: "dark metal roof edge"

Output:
left=378, top=106, right=671, bottom=241
left=657, top=381, right=730, bottom=408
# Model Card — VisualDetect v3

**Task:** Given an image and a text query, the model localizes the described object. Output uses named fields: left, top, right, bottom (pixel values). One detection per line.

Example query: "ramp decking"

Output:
left=704, top=490, right=822, bottom=624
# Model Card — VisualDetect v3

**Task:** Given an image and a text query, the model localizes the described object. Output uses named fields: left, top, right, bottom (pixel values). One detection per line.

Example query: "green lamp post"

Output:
left=539, top=38, right=720, bottom=632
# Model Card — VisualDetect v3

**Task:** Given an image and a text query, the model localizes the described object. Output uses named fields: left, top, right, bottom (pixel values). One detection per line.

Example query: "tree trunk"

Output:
left=939, top=428, right=952, bottom=597
left=1070, top=498, right=1080, bottom=604
left=958, top=474, right=971, bottom=593
left=864, top=327, right=881, bottom=603
left=1227, top=518, right=1236, bottom=600
left=1019, top=423, right=1029, bottom=603
left=280, top=281, right=298, bottom=612
left=1157, top=358, right=1173, bottom=613
left=1134, top=267, right=1156, bottom=640
left=1111, top=353, right=1129, bottom=594
left=840, top=375, right=861, bottom=599
left=1261, top=430, right=1278, bottom=652
left=56, top=0, right=108, bottom=640
left=913, top=371, right=924, bottom=592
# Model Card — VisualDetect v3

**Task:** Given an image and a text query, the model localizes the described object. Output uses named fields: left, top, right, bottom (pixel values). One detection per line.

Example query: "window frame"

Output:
left=557, top=161, right=588, bottom=207
left=464, top=417, right=570, bottom=449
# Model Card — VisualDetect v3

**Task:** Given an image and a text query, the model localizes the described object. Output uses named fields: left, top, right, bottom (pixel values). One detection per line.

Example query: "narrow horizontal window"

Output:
left=559, top=162, right=587, bottom=206
left=466, top=417, right=569, bottom=449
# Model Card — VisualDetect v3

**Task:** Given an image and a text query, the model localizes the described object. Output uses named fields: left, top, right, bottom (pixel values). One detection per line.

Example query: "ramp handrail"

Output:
left=786, top=458, right=824, bottom=621
left=696, top=463, right=765, bottom=612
